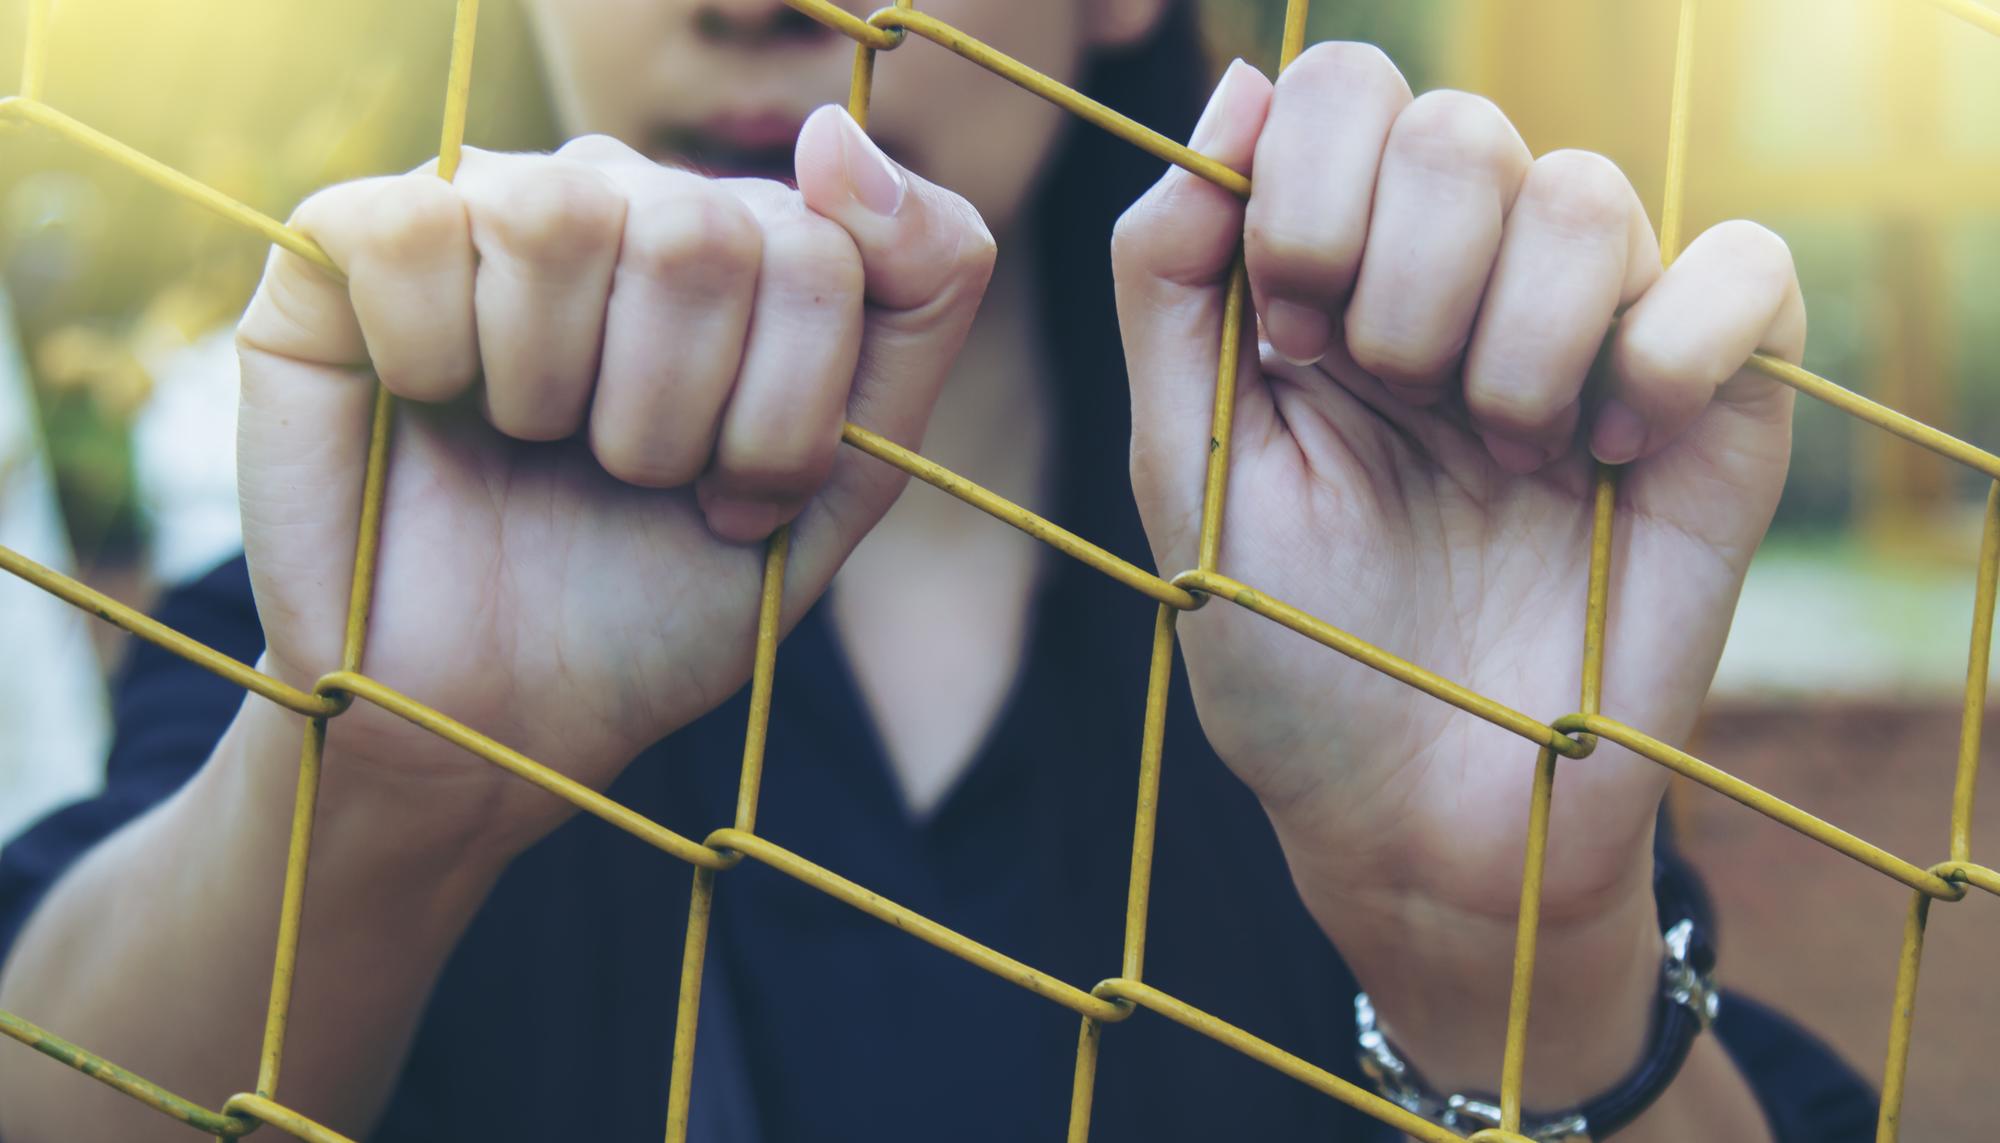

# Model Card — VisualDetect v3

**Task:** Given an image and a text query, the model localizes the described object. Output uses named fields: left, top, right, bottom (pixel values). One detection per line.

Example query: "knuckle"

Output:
left=323, top=175, right=466, bottom=267
left=555, top=132, right=641, bottom=164
left=949, top=202, right=1000, bottom=286
left=377, top=353, right=475, bottom=403
left=238, top=252, right=346, bottom=362
left=287, top=177, right=368, bottom=233
left=593, top=434, right=701, bottom=490
left=1518, top=150, right=1633, bottom=237
left=1467, top=377, right=1561, bottom=433
left=1391, top=90, right=1521, bottom=177
left=1281, top=41, right=1409, bottom=102
left=766, top=208, right=863, bottom=298
left=1616, top=321, right=1694, bottom=387
left=490, top=389, right=587, bottom=442
left=1245, top=211, right=1362, bottom=290
left=483, top=159, right=625, bottom=264
left=1110, top=189, right=1182, bottom=280
left=719, top=443, right=833, bottom=500
left=622, top=183, right=762, bottom=285
left=1345, top=320, right=1452, bottom=387
left=1708, top=218, right=1796, bottom=287
left=923, top=198, right=998, bottom=309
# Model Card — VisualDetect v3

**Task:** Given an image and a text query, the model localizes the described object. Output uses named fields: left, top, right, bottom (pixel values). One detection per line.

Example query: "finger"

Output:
left=452, top=147, right=627, bottom=440
left=560, top=134, right=764, bottom=488
left=1114, top=58, right=1274, bottom=522
left=772, top=104, right=999, bottom=546
left=1462, top=149, right=1659, bottom=472
left=234, top=170, right=477, bottom=670
left=694, top=185, right=862, bottom=542
left=1343, top=90, right=1532, bottom=404
left=1597, top=219, right=1806, bottom=465
left=1243, top=42, right=1411, bottom=366
left=241, top=169, right=478, bottom=400
left=791, top=104, right=997, bottom=442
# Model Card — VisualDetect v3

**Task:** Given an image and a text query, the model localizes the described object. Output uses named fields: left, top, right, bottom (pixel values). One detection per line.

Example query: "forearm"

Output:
left=1311, top=887, right=1768, bottom=1143
left=0, top=690, right=508, bottom=1142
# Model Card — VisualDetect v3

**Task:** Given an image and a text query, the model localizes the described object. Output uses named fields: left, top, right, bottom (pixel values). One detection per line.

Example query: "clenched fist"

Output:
left=1115, top=47, right=1803, bottom=1104
left=235, top=107, right=994, bottom=854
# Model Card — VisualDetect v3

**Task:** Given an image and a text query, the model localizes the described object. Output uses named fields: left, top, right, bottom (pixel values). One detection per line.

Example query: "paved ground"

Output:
left=1684, top=700, right=1998, bottom=1141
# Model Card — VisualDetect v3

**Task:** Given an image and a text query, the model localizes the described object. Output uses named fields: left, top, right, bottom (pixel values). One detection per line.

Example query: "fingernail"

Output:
left=1263, top=298, right=1330, bottom=366
left=1483, top=433, right=1547, bottom=475
left=834, top=108, right=905, bottom=218
left=704, top=496, right=786, bottom=543
left=1191, top=58, right=1254, bottom=152
left=1589, top=399, right=1646, bottom=465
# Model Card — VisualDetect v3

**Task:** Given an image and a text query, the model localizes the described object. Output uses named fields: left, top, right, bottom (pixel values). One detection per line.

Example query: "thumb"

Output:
left=1112, top=60, right=1273, bottom=527
left=784, top=104, right=995, bottom=576
left=794, top=104, right=996, bottom=450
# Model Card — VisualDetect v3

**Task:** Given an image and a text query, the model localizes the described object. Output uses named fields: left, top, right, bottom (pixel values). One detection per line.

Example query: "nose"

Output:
left=694, top=0, right=841, bottom=48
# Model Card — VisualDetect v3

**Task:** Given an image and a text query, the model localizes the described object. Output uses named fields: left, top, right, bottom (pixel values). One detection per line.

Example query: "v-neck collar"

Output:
left=798, top=549, right=1061, bottom=836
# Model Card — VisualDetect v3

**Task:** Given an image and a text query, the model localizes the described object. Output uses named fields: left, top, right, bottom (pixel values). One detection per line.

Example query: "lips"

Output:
left=651, top=109, right=809, bottom=184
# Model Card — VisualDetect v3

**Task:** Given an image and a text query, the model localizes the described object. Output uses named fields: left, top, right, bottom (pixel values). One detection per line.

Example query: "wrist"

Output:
left=1315, top=880, right=1664, bottom=1110
left=228, top=685, right=528, bottom=880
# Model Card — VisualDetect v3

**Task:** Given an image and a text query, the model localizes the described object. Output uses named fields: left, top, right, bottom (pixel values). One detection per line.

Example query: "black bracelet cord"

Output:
left=1356, top=850, right=1723, bottom=1142
left=1514, top=847, right=1722, bottom=1138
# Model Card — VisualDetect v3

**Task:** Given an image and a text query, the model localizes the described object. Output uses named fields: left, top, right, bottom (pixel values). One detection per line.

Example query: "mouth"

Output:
left=650, top=110, right=808, bottom=185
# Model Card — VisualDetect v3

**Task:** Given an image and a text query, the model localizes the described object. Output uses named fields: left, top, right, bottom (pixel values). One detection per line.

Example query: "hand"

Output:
left=1114, top=45, right=1800, bottom=1045
left=234, top=107, right=994, bottom=856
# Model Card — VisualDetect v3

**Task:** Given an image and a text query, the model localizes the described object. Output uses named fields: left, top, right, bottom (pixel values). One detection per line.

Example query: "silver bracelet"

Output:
left=1355, top=918, right=1720, bottom=1143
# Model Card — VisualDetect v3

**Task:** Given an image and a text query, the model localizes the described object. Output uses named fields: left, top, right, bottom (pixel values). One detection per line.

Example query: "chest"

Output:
left=828, top=504, right=1049, bottom=817
left=378, top=558, right=1375, bottom=1141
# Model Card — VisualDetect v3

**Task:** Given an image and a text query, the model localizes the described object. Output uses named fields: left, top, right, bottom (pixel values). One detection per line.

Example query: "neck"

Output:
left=828, top=223, right=1057, bottom=817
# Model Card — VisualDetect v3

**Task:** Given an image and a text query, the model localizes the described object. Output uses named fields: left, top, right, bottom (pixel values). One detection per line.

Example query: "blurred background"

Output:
left=0, top=0, right=1995, bottom=1136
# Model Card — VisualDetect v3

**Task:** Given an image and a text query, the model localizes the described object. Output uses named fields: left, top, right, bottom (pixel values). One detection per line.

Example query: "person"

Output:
left=0, top=1, right=1873, bottom=1140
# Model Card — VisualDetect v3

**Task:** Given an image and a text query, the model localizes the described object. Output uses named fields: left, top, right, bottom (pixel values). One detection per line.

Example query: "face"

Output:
left=522, top=0, right=1167, bottom=233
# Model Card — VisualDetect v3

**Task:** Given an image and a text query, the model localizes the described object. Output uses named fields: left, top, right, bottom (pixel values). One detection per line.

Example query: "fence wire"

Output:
left=1, top=0, right=1997, bottom=1140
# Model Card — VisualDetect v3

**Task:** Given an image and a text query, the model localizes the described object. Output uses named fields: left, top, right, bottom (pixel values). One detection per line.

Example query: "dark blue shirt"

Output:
left=1, top=550, right=1874, bottom=1141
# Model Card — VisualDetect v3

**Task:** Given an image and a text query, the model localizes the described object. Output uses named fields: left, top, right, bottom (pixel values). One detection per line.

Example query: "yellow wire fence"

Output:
left=2, top=1, right=1998, bottom=1141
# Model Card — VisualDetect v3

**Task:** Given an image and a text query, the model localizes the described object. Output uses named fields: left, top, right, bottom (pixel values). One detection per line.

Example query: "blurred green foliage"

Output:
left=0, top=0, right=556, bottom=561
left=1203, top=0, right=1451, bottom=86
left=1951, top=220, right=2000, bottom=503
